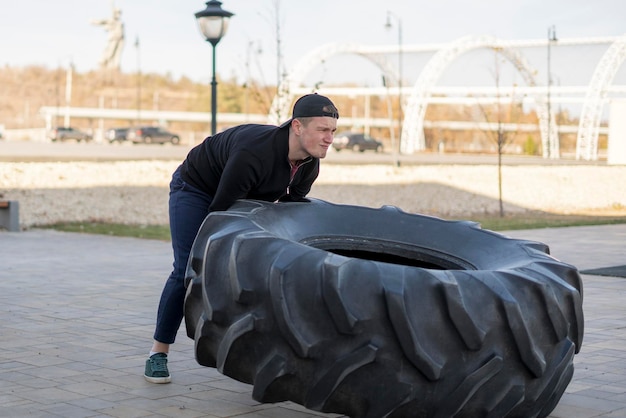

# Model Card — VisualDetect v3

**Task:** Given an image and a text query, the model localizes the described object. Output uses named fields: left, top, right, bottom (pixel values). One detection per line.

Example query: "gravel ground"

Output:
left=1, top=161, right=626, bottom=228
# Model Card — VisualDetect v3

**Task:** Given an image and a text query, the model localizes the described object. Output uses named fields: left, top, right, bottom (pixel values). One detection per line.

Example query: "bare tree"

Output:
left=251, top=0, right=287, bottom=119
left=474, top=48, right=523, bottom=217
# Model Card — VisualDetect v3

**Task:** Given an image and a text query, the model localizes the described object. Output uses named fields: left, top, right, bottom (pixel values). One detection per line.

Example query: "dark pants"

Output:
left=153, top=166, right=212, bottom=344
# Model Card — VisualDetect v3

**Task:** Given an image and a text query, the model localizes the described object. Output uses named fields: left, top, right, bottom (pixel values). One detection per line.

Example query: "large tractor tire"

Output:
left=184, top=199, right=583, bottom=418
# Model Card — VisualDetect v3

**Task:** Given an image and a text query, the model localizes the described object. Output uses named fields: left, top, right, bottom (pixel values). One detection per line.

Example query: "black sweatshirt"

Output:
left=179, top=124, right=319, bottom=212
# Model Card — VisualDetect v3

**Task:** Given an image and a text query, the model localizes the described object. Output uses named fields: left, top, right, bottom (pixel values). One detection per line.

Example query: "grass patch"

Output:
left=40, top=213, right=626, bottom=240
left=462, top=213, right=626, bottom=231
left=43, top=222, right=171, bottom=241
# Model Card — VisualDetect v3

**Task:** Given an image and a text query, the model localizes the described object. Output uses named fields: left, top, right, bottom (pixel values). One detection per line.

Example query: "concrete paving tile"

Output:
left=117, top=395, right=181, bottom=412
left=250, top=408, right=330, bottom=418
left=41, top=402, right=99, bottom=418
left=203, top=378, right=255, bottom=394
left=183, top=387, right=267, bottom=408
left=95, top=355, right=149, bottom=371
left=16, top=376, right=65, bottom=390
left=173, top=391, right=227, bottom=409
left=157, top=404, right=219, bottom=418
left=0, top=406, right=58, bottom=418
left=558, top=392, right=626, bottom=413
left=1, top=226, right=626, bottom=417
left=0, top=370, right=40, bottom=383
left=97, top=391, right=140, bottom=403
left=595, top=341, right=626, bottom=351
left=167, top=395, right=264, bottom=418
left=97, top=374, right=160, bottom=391
left=7, top=352, right=73, bottom=368
left=17, top=386, right=87, bottom=404
left=608, top=392, right=626, bottom=403
left=549, top=401, right=606, bottom=418
left=60, top=381, right=127, bottom=397
left=0, top=360, right=38, bottom=373
left=60, top=361, right=102, bottom=373
left=0, top=393, right=32, bottom=407
left=68, top=397, right=119, bottom=411
left=279, top=402, right=346, bottom=417
left=202, top=388, right=266, bottom=407
left=582, top=374, right=626, bottom=385
left=603, top=384, right=626, bottom=394
left=129, top=381, right=217, bottom=401
left=167, top=371, right=221, bottom=386
left=576, top=388, right=626, bottom=401
left=20, top=364, right=86, bottom=380
left=91, top=404, right=154, bottom=418
left=567, top=382, right=601, bottom=394
left=601, top=408, right=626, bottom=418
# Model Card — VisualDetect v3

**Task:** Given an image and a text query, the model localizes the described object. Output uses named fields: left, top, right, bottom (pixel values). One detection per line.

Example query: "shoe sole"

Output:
left=144, top=374, right=171, bottom=384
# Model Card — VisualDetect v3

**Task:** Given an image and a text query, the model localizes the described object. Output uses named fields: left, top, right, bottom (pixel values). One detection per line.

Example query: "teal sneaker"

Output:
left=144, top=353, right=171, bottom=383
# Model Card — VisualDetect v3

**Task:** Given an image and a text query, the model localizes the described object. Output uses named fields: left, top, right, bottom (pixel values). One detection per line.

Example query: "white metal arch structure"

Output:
left=267, top=42, right=399, bottom=125
left=401, top=35, right=552, bottom=155
left=576, top=34, right=626, bottom=160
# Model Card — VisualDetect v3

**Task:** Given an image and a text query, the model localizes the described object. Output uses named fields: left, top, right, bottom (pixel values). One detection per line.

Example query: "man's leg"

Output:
left=145, top=169, right=211, bottom=383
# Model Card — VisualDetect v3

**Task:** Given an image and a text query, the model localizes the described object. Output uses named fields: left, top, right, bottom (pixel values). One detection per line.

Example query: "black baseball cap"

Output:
left=279, top=93, right=339, bottom=129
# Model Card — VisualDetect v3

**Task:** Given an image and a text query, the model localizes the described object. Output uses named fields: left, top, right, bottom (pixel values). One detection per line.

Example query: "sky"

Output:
left=2, top=0, right=625, bottom=89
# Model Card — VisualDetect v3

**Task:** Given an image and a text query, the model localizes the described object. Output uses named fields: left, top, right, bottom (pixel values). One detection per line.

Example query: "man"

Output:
left=145, top=93, right=339, bottom=383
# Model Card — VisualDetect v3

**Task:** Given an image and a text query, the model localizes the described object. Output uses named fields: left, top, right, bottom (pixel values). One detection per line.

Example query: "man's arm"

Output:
left=208, top=151, right=261, bottom=212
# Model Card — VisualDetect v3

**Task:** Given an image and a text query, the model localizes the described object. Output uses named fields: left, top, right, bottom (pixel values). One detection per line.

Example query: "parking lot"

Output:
left=0, top=138, right=600, bottom=165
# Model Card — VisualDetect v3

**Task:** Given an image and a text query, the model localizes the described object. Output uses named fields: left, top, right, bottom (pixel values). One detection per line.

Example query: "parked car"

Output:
left=105, top=127, right=129, bottom=143
left=49, top=127, right=93, bottom=142
left=127, top=126, right=180, bottom=145
left=333, top=132, right=383, bottom=153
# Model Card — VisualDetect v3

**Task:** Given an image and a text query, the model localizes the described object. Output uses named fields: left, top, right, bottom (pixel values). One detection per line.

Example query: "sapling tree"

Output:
left=474, top=48, right=523, bottom=217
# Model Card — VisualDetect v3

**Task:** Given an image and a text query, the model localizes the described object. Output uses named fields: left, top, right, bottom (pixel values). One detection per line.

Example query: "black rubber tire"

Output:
left=184, top=199, right=583, bottom=418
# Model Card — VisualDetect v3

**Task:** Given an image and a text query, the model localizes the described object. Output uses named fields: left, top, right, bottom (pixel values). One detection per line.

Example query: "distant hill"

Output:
left=2, top=65, right=580, bottom=154
left=0, top=65, right=274, bottom=132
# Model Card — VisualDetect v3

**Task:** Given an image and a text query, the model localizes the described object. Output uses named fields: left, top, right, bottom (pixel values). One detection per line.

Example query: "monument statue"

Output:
left=91, top=7, right=125, bottom=70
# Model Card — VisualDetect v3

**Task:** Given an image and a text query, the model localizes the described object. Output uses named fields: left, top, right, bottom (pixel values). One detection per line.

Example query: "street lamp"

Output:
left=64, top=60, right=74, bottom=128
left=546, top=25, right=557, bottom=158
left=385, top=11, right=402, bottom=163
left=195, top=0, right=234, bottom=135
left=135, top=36, right=141, bottom=126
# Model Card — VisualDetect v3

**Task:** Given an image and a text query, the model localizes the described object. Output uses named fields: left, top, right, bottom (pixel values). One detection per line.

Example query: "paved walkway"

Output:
left=0, top=225, right=625, bottom=417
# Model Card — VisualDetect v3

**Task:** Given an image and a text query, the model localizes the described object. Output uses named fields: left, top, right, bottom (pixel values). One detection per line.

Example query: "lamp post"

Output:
left=64, top=60, right=74, bottom=128
left=195, top=0, right=234, bottom=135
left=135, top=36, right=141, bottom=126
left=546, top=25, right=557, bottom=158
left=385, top=11, right=402, bottom=163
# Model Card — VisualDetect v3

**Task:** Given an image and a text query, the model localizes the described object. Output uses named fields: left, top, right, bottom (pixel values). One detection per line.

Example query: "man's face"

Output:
left=295, top=117, right=337, bottom=159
